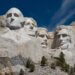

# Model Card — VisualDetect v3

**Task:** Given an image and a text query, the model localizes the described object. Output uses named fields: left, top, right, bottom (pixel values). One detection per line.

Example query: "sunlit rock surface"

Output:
left=0, top=7, right=75, bottom=75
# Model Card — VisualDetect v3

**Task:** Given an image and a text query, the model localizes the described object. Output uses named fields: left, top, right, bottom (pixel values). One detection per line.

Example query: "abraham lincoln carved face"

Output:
left=56, top=28, right=71, bottom=49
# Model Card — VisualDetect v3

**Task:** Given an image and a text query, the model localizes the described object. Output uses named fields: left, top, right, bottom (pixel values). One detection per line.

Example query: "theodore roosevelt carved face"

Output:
left=35, top=28, right=48, bottom=48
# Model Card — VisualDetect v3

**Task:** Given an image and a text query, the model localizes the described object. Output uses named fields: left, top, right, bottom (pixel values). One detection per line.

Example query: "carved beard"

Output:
left=58, top=39, right=71, bottom=50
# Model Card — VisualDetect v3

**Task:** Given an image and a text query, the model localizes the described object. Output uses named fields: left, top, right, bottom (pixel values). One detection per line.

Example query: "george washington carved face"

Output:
left=5, top=7, right=24, bottom=30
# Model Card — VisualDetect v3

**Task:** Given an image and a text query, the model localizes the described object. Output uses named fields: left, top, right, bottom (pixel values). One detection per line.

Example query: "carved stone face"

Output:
left=24, top=17, right=37, bottom=31
left=0, top=16, right=7, bottom=27
left=5, top=7, right=23, bottom=29
left=36, top=28, right=48, bottom=48
left=56, top=28, right=71, bottom=49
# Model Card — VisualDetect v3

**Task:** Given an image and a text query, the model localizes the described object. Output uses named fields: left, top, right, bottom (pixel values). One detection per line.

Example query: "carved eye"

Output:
left=62, top=34, right=68, bottom=37
left=57, top=34, right=68, bottom=38
left=30, top=26, right=33, bottom=29
left=57, top=35, right=60, bottom=38
left=14, top=13, right=19, bottom=17
left=26, top=22, right=30, bottom=25
left=7, top=13, right=12, bottom=18
left=39, top=35, right=45, bottom=38
left=32, top=23, right=34, bottom=26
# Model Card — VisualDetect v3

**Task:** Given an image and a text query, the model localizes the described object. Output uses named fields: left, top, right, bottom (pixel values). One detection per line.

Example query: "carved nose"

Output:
left=60, top=40, right=62, bottom=43
left=11, top=18, right=14, bottom=22
left=59, top=36, right=63, bottom=43
left=44, top=39, right=47, bottom=42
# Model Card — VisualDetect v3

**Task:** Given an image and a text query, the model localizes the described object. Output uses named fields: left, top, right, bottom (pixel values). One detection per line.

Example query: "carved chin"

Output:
left=60, top=44, right=69, bottom=50
left=7, top=25, right=21, bottom=30
left=60, top=41, right=67, bottom=46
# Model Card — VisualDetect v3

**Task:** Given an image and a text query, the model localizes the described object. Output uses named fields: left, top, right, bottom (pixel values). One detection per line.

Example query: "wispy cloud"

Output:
left=56, top=9, right=75, bottom=26
left=49, top=0, right=75, bottom=30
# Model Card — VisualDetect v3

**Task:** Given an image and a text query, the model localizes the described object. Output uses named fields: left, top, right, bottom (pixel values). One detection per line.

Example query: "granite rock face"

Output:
left=0, top=8, right=75, bottom=75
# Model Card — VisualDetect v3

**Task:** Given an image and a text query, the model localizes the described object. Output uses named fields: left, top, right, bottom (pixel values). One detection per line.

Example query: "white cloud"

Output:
left=49, top=0, right=75, bottom=30
left=56, top=10, right=75, bottom=26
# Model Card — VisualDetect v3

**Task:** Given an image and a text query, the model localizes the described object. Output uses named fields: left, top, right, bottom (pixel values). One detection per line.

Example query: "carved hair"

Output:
left=51, top=25, right=71, bottom=49
left=24, top=17, right=37, bottom=27
left=35, top=27, right=48, bottom=37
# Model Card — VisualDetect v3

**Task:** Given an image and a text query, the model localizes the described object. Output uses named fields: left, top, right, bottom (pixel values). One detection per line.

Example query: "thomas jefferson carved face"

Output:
left=24, top=17, right=37, bottom=31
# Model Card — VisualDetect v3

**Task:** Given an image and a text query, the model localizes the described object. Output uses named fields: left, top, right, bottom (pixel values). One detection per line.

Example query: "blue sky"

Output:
left=0, top=0, right=75, bottom=31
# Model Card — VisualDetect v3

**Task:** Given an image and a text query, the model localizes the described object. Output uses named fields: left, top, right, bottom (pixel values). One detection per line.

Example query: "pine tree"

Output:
left=54, top=52, right=70, bottom=73
left=51, top=63, right=56, bottom=69
left=69, top=67, right=74, bottom=75
left=26, top=58, right=32, bottom=68
left=19, top=69, right=24, bottom=75
left=59, top=52, right=65, bottom=63
left=54, top=52, right=65, bottom=67
left=26, top=58, right=35, bottom=72
left=41, top=56, right=47, bottom=66
left=29, top=64, right=35, bottom=72
left=73, top=64, right=75, bottom=72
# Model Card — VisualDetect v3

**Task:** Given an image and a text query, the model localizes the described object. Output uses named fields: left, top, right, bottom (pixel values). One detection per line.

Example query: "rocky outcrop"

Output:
left=0, top=7, right=75, bottom=75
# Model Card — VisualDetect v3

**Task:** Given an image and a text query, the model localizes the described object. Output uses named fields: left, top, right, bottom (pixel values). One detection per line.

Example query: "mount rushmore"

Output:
left=0, top=7, right=75, bottom=75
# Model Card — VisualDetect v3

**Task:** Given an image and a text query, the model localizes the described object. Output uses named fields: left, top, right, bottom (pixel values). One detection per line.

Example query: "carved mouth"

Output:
left=60, top=42, right=66, bottom=46
left=7, top=25, right=20, bottom=30
left=41, top=42, right=47, bottom=48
